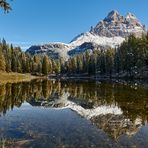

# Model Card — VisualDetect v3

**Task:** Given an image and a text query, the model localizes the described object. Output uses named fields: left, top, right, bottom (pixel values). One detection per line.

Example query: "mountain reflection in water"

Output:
left=0, top=79, right=148, bottom=147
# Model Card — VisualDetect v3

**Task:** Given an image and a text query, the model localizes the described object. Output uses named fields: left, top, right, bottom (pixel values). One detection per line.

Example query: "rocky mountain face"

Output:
left=26, top=10, right=146, bottom=59
left=26, top=43, right=70, bottom=59
left=68, top=42, right=108, bottom=56
left=90, top=10, right=145, bottom=37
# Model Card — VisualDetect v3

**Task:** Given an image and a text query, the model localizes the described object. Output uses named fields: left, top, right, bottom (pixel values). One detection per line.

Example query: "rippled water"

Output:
left=0, top=79, right=148, bottom=147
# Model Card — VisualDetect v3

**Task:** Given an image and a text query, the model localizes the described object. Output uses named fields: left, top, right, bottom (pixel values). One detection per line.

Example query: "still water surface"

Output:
left=0, top=79, right=148, bottom=147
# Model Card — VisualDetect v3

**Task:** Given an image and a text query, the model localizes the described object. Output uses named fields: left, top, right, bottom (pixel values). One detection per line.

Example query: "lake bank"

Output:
left=48, top=73, right=148, bottom=82
left=48, top=74, right=148, bottom=88
left=0, top=72, right=42, bottom=84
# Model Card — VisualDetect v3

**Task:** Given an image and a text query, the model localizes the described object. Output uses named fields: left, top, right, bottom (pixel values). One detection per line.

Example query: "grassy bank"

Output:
left=0, top=72, right=40, bottom=84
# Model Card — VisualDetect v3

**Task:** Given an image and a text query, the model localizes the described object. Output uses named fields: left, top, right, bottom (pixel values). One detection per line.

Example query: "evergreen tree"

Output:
left=11, top=54, right=17, bottom=72
left=77, top=55, right=83, bottom=73
left=106, top=48, right=114, bottom=77
left=0, top=47, right=6, bottom=71
left=0, top=0, right=11, bottom=12
left=48, top=59, right=52, bottom=74
left=42, top=55, right=49, bottom=75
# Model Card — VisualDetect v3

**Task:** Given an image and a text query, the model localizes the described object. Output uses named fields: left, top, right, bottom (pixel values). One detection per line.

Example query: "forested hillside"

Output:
left=65, top=34, right=148, bottom=78
left=0, top=39, right=61, bottom=75
left=0, top=33, right=148, bottom=78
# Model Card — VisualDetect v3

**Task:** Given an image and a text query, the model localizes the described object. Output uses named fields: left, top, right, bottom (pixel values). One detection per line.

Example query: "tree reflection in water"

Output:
left=0, top=79, right=148, bottom=141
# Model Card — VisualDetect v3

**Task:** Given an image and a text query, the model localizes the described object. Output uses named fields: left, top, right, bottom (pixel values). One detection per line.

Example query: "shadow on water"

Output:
left=0, top=79, right=148, bottom=147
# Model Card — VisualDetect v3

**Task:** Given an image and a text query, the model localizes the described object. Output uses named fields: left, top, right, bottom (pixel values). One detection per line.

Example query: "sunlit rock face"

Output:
left=26, top=43, right=70, bottom=60
left=26, top=10, right=146, bottom=59
left=90, top=10, right=145, bottom=38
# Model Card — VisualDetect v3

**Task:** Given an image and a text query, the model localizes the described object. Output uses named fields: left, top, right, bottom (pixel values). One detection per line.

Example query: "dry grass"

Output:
left=0, top=72, right=39, bottom=84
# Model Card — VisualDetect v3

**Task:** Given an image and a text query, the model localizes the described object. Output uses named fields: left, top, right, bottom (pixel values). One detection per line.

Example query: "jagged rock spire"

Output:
left=104, top=10, right=121, bottom=22
left=90, top=10, right=146, bottom=37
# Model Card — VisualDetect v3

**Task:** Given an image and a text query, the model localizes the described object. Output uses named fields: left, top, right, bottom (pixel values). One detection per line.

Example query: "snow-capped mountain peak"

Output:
left=69, top=32, right=124, bottom=48
left=90, top=10, right=145, bottom=37
left=26, top=10, right=147, bottom=59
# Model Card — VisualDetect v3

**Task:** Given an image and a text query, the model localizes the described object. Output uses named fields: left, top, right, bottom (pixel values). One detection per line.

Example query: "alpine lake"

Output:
left=0, top=78, right=148, bottom=148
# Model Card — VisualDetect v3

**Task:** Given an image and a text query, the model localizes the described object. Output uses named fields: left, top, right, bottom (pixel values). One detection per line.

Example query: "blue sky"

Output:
left=0, top=0, right=148, bottom=50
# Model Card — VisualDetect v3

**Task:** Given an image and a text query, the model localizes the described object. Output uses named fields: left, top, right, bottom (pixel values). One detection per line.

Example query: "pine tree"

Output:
left=11, top=54, right=17, bottom=72
left=0, top=47, right=6, bottom=71
left=42, top=55, right=49, bottom=75
left=0, top=0, right=11, bottom=12
left=88, top=55, right=95, bottom=75
left=49, top=59, right=53, bottom=74
left=106, top=48, right=114, bottom=77
left=77, top=55, right=83, bottom=74
left=56, top=60, right=61, bottom=74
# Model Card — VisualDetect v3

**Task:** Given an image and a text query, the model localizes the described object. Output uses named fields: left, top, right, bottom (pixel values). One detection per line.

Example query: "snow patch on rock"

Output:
left=69, top=32, right=125, bottom=48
